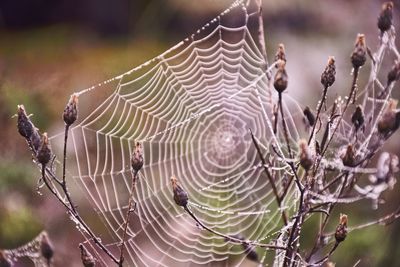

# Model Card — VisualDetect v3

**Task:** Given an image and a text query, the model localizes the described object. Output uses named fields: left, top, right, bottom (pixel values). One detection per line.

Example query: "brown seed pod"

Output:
left=351, top=105, right=365, bottom=131
left=131, top=142, right=144, bottom=172
left=273, top=60, right=288, bottom=93
left=298, top=139, right=314, bottom=171
left=321, top=56, right=336, bottom=88
left=17, top=105, right=34, bottom=139
left=40, top=233, right=54, bottom=265
left=334, top=214, right=348, bottom=243
left=37, top=133, right=52, bottom=165
left=377, top=2, right=394, bottom=33
left=63, top=94, right=79, bottom=126
left=274, top=43, right=286, bottom=67
left=79, top=244, right=96, bottom=267
left=341, top=144, right=355, bottom=167
left=378, top=99, right=398, bottom=135
left=171, top=176, right=189, bottom=207
left=350, top=34, right=367, bottom=69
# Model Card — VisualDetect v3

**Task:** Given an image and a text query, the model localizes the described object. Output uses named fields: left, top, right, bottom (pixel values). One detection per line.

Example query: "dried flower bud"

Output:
left=131, top=142, right=144, bottom=172
left=351, top=105, right=364, bottom=131
left=63, top=94, right=78, bottom=126
left=334, top=214, right=348, bottom=243
left=171, top=176, right=189, bottom=207
left=387, top=61, right=400, bottom=86
left=0, top=250, right=11, bottom=267
left=341, top=144, right=355, bottom=167
left=321, top=56, right=336, bottom=88
left=17, top=105, right=34, bottom=139
left=303, top=106, right=315, bottom=127
left=37, top=133, right=52, bottom=165
left=377, top=2, right=393, bottom=33
left=274, top=43, right=286, bottom=67
left=378, top=99, right=399, bottom=135
left=298, top=139, right=314, bottom=171
left=79, top=244, right=96, bottom=267
left=273, top=60, right=288, bottom=93
left=351, top=34, right=367, bottom=68
left=40, top=233, right=54, bottom=265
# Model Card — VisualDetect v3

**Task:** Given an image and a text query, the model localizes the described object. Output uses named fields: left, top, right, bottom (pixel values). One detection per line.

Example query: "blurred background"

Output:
left=0, top=0, right=400, bottom=266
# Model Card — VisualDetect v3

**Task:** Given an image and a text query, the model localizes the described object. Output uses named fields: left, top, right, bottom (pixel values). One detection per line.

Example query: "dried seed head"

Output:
left=378, top=99, right=398, bottom=135
left=37, top=133, right=52, bottom=165
left=321, top=56, right=336, bottom=88
left=387, top=61, right=400, bottom=86
left=341, top=144, right=355, bottom=167
left=131, top=142, right=144, bottom=172
left=335, top=214, right=348, bottom=243
left=274, top=43, right=286, bottom=67
left=0, top=250, right=11, bottom=267
left=171, top=176, right=189, bottom=207
left=298, top=139, right=314, bottom=171
left=351, top=34, right=367, bottom=68
left=17, top=105, right=34, bottom=139
left=63, top=94, right=78, bottom=126
left=303, top=106, right=315, bottom=127
left=273, top=60, right=288, bottom=93
left=378, top=2, right=394, bottom=33
left=351, top=105, right=365, bottom=131
left=79, top=244, right=96, bottom=267
left=40, top=233, right=54, bottom=265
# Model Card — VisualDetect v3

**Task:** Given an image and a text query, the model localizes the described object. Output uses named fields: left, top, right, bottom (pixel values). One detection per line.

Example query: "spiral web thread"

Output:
left=45, top=0, right=398, bottom=266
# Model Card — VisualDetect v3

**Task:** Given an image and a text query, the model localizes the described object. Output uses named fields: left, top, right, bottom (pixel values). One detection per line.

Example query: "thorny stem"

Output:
left=183, top=205, right=287, bottom=250
left=119, top=171, right=138, bottom=267
left=250, top=128, right=288, bottom=225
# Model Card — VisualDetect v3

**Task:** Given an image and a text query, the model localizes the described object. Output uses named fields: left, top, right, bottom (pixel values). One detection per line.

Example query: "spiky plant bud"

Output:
left=298, top=139, right=314, bottom=171
left=79, top=244, right=96, bottom=267
left=378, top=99, right=399, bottom=135
left=351, top=105, right=365, bottom=131
left=274, top=43, right=286, bottom=67
left=273, top=60, right=288, bottom=93
left=131, top=142, right=144, bottom=172
left=341, top=144, right=355, bottom=167
left=303, top=106, right=315, bottom=127
left=321, top=56, right=336, bottom=88
left=387, top=61, right=400, bottom=86
left=0, top=250, right=11, bottom=267
left=63, top=94, right=78, bottom=126
left=17, top=105, right=34, bottom=139
left=40, top=233, right=54, bottom=265
left=37, top=133, right=52, bottom=165
left=351, top=34, right=367, bottom=68
left=378, top=2, right=393, bottom=33
left=334, top=214, right=348, bottom=243
left=171, top=176, right=188, bottom=207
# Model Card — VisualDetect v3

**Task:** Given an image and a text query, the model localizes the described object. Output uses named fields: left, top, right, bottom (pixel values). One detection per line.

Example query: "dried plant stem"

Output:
left=183, top=205, right=286, bottom=250
left=308, top=86, right=328, bottom=145
left=119, top=171, right=138, bottom=267
left=279, top=93, right=293, bottom=158
left=250, top=128, right=288, bottom=225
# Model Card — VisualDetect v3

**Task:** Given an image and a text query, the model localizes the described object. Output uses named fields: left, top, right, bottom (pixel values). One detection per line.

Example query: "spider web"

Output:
left=45, top=1, right=370, bottom=266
